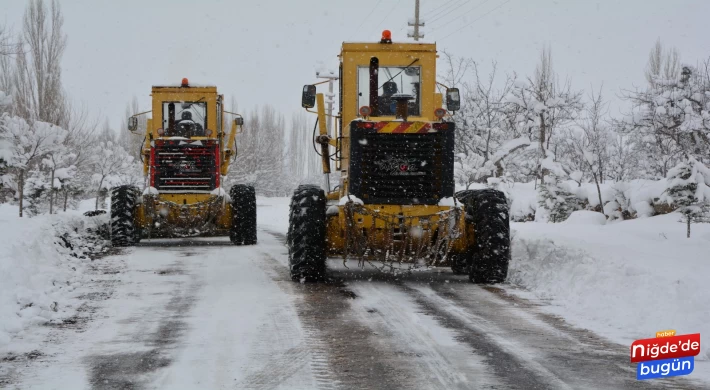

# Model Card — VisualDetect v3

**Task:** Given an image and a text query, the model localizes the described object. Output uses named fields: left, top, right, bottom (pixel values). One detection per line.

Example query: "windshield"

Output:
left=358, top=65, right=421, bottom=116
left=162, top=101, right=207, bottom=137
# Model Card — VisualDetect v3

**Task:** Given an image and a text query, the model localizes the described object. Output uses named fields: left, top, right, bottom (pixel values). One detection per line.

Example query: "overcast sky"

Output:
left=2, top=0, right=709, bottom=130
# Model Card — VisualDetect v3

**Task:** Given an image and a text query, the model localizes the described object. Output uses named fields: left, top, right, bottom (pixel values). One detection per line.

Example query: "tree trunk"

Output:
left=18, top=170, right=24, bottom=217
left=49, top=168, right=55, bottom=214
left=95, top=176, right=104, bottom=210
left=63, top=189, right=68, bottom=212
left=593, top=172, right=604, bottom=215
left=687, top=217, right=691, bottom=238
left=539, top=114, right=549, bottom=182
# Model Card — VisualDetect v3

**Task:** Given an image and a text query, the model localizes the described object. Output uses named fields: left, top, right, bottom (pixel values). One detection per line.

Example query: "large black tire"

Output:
left=287, top=185, right=327, bottom=282
left=456, top=189, right=510, bottom=284
left=450, top=190, right=476, bottom=275
left=110, top=185, right=140, bottom=247
left=229, top=184, right=257, bottom=245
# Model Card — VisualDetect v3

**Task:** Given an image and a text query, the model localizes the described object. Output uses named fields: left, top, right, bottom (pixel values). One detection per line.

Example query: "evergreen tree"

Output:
left=662, top=158, right=710, bottom=237
left=538, top=173, right=580, bottom=223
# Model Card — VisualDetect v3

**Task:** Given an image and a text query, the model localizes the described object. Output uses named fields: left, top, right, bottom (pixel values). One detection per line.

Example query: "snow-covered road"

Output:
left=1, top=202, right=704, bottom=389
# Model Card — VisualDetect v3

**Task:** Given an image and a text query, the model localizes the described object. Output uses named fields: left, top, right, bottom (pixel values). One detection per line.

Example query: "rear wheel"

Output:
left=450, top=190, right=476, bottom=275
left=287, top=185, right=327, bottom=282
left=457, top=189, right=510, bottom=284
left=229, top=184, right=257, bottom=245
left=110, top=185, right=140, bottom=247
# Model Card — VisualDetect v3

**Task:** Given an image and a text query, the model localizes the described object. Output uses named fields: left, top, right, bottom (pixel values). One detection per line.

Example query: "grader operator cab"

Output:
left=290, top=31, right=510, bottom=283
left=110, top=78, right=257, bottom=246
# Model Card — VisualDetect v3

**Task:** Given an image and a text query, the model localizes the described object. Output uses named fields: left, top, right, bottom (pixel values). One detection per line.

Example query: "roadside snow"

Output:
left=563, top=210, right=606, bottom=225
left=508, top=212, right=710, bottom=362
left=256, top=197, right=290, bottom=232
left=0, top=205, right=110, bottom=349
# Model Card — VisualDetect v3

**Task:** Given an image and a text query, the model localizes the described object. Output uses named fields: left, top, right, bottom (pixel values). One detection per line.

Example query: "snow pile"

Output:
left=508, top=213, right=710, bottom=360
left=562, top=210, right=606, bottom=225
left=457, top=179, right=672, bottom=221
left=0, top=205, right=110, bottom=347
left=459, top=182, right=538, bottom=221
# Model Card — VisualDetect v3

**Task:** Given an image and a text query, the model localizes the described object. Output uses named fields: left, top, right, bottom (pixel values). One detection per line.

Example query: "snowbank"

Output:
left=563, top=210, right=606, bottom=225
left=457, top=182, right=537, bottom=221
left=457, top=179, right=671, bottom=221
left=509, top=213, right=710, bottom=361
left=0, top=206, right=110, bottom=348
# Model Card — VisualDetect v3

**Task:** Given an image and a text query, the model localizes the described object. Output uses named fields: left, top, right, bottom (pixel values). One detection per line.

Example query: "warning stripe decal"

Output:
left=375, top=122, right=433, bottom=133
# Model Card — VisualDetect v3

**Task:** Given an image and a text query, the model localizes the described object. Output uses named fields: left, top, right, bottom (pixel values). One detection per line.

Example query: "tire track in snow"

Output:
left=261, top=230, right=422, bottom=389
left=405, top=282, right=694, bottom=390
left=346, top=282, right=502, bottom=390
left=87, top=256, right=199, bottom=390
left=258, top=252, right=341, bottom=390
left=235, top=302, right=316, bottom=389
left=264, top=230, right=499, bottom=389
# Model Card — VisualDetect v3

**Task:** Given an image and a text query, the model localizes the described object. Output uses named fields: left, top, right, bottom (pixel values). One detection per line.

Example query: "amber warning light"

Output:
left=381, top=30, right=392, bottom=44
left=181, top=78, right=189, bottom=87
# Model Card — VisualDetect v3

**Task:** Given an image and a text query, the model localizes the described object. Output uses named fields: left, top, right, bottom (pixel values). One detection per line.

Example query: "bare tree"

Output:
left=645, top=39, right=680, bottom=88
left=89, top=141, right=134, bottom=210
left=1, top=116, right=66, bottom=216
left=0, top=25, right=18, bottom=100
left=566, top=86, right=610, bottom=212
left=12, top=0, right=68, bottom=126
left=505, top=47, right=583, bottom=184
left=620, top=45, right=710, bottom=178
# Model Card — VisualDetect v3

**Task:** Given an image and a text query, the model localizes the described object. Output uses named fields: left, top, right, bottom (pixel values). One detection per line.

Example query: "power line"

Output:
left=426, top=0, right=473, bottom=26
left=349, top=0, right=385, bottom=40
left=440, top=0, right=511, bottom=40
left=422, top=0, right=465, bottom=20
left=375, top=0, right=404, bottom=33
left=428, top=0, right=494, bottom=34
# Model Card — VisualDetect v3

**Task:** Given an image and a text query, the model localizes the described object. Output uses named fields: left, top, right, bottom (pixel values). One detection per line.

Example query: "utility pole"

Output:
left=408, top=0, right=425, bottom=41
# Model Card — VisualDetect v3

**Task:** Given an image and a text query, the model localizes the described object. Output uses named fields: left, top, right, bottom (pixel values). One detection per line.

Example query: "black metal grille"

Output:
left=152, top=141, right=218, bottom=192
left=349, top=124, right=455, bottom=204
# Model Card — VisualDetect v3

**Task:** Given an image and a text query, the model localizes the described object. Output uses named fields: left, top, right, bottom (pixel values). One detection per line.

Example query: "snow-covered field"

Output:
left=510, top=212, right=710, bottom=359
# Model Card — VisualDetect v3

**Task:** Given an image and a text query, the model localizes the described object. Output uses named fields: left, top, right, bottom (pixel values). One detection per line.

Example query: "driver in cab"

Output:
left=174, top=111, right=204, bottom=137
left=378, top=81, right=398, bottom=116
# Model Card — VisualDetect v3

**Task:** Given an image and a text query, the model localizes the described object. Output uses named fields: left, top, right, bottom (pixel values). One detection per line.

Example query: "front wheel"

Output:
left=457, top=189, right=510, bottom=284
left=110, top=185, right=140, bottom=247
left=229, top=184, right=257, bottom=245
left=287, top=185, right=327, bottom=282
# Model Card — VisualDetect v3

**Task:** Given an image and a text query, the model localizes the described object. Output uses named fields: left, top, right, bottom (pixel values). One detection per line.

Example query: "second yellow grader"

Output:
left=111, top=79, right=256, bottom=246
left=290, top=30, right=510, bottom=283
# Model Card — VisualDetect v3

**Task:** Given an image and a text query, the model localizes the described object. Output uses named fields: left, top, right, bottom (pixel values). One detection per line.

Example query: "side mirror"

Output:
left=127, top=116, right=138, bottom=131
left=446, top=88, right=461, bottom=112
left=234, top=117, right=244, bottom=126
left=302, top=85, right=316, bottom=109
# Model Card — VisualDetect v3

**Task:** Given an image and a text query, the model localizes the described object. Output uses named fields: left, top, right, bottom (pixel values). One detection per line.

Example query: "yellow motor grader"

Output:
left=111, top=78, right=256, bottom=245
left=289, top=30, right=510, bottom=283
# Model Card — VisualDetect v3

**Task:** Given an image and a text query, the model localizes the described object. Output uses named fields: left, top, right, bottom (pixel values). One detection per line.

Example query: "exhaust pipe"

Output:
left=369, top=57, right=379, bottom=116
